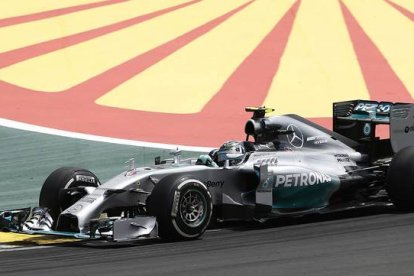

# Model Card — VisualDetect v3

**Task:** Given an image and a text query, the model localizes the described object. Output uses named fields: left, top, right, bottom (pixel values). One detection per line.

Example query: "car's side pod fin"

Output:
left=333, top=100, right=414, bottom=153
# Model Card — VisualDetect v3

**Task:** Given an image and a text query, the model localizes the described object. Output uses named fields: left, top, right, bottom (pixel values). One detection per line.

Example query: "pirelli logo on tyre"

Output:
left=171, top=190, right=181, bottom=218
left=75, top=175, right=96, bottom=184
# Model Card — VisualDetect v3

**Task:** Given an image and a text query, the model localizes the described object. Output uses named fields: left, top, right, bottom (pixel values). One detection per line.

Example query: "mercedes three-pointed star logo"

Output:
left=286, top=124, right=304, bottom=148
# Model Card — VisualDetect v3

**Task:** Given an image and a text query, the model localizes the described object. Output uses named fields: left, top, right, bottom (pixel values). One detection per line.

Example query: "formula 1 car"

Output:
left=2, top=100, right=414, bottom=241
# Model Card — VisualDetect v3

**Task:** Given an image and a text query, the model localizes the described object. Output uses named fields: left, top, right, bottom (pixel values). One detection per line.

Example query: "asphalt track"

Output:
left=1, top=207, right=414, bottom=276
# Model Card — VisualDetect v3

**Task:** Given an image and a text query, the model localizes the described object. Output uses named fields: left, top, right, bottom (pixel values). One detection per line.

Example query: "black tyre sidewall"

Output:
left=386, top=147, right=414, bottom=210
left=39, top=167, right=100, bottom=225
left=172, top=181, right=212, bottom=239
left=147, top=176, right=212, bottom=240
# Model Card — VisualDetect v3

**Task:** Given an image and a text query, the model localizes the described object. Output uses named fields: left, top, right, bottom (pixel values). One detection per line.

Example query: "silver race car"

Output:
left=2, top=100, right=414, bottom=241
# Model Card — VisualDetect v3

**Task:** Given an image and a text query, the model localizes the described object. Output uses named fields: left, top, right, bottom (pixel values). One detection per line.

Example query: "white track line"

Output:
left=0, top=245, right=55, bottom=252
left=0, top=118, right=213, bottom=152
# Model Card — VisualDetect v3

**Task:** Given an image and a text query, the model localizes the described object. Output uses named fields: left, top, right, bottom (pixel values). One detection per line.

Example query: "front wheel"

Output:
left=147, top=177, right=212, bottom=241
left=39, top=167, right=100, bottom=228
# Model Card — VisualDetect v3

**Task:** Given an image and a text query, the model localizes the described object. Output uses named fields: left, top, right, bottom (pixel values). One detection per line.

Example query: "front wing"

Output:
left=0, top=207, right=158, bottom=242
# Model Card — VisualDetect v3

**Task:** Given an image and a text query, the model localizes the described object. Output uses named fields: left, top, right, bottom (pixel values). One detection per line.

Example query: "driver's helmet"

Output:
left=216, top=141, right=245, bottom=166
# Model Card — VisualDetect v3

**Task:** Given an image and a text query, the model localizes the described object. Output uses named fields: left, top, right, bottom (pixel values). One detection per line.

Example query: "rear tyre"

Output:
left=39, top=167, right=100, bottom=227
left=147, top=176, right=212, bottom=241
left=386, top=146, right=414, bottom=211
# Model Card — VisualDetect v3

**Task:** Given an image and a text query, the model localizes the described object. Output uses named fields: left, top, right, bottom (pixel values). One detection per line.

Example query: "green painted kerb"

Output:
left=0, top=126, right=203, bottom=210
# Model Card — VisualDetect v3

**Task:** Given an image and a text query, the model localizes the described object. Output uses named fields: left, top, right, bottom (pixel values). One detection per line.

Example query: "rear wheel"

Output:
left=39, top=167, right=100, bottom=227
left=147, top=176, right=212, bottom=241
left=386, top=147, right=414, bottom=210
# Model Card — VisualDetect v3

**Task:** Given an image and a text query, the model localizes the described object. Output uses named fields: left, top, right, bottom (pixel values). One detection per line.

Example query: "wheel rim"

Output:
left=179, top=189, right=207, bottom=228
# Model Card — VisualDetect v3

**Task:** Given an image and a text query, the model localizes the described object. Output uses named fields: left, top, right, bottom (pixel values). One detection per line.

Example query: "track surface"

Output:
left=1, top=208, right=414, bottom=276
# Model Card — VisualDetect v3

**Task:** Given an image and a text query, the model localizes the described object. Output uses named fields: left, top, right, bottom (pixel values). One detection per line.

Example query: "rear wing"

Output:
left=333, top=100, right=414, bottom=153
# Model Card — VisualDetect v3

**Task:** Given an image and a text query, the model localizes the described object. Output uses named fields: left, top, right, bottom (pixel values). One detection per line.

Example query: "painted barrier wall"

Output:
left=0, top=0, right=413, bottom=147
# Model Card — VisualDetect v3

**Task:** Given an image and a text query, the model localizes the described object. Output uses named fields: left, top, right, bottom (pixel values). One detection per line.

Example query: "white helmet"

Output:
left=217, top=141, right=245, bottom=166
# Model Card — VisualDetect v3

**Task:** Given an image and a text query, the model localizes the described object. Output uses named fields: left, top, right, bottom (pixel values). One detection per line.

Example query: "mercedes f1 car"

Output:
left=2, top=100, right=414, bottom=241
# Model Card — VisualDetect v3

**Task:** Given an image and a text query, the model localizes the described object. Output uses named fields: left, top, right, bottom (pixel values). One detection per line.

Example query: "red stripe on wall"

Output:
left=0, top=0, right=201, bottom=68
left=202, top=0, right=300, bottom=120
left=66, top=0, right=255, bottom=100
left=0, top=0, right=128, bottom=28
left=340, top=1, right=412, bottom=102
left=0, top=1, right=257, bottom=147
left=386, top=0, right=414, bottom=22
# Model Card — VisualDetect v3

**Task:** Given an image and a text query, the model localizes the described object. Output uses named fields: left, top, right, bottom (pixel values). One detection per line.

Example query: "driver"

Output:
left=215, top=140, right=245, bottom=166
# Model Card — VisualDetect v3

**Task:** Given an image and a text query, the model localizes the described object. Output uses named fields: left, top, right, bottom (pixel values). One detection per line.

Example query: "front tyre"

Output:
left=386, top=146, right=414, bottom=210
left=39, top=167, right=100, bottom=227
left=147, top=177, right=212, bottom=241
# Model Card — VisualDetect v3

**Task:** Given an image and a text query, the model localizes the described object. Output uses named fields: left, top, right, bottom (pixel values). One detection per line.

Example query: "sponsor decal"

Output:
left=334, top=154, right=351, bottom=163
left=261, top=176, right=273, bottom=189
left=286, top=124, right=304, bottom=148
left=79, top=195, right=98, bottom=204
left=363, top=123, right=371, bottom=136
left=377, top=103, right=392, bottom=113
left=274, top=171, right=332, bottom=188
left=205, top=180, right=224, bottom=188
left=66, top=204, right=83, bottom=213
left=354, top=102, right=392, bottom=113
left=404, top=126, right=414, bottom=133
left=255, top=158, right=278, bottom=166
left=171, top=190, right=180, bottom=217
left=306, top=136, right=328, bottom=145
left=75, top=175, right=95, bottom=184
left=354, top=102, right=377, bottom=112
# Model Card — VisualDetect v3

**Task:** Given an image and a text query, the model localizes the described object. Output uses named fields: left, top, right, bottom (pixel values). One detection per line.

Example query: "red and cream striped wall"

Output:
left=0, top=0, right=413, bottom=147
